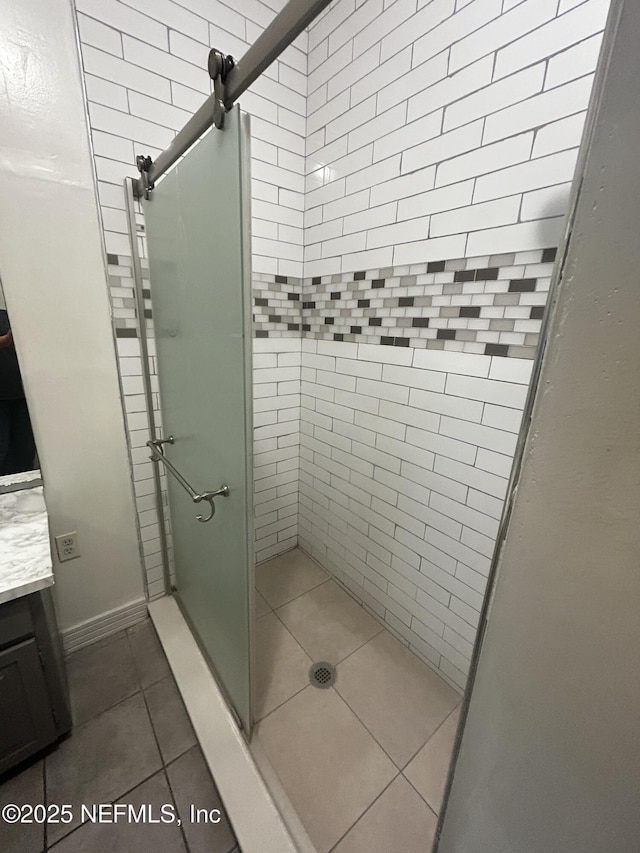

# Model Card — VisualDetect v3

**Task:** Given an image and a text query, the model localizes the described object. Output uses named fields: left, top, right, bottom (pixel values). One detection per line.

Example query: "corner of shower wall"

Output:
left=300, top=0, right=610, bottom=691
left=252, top=275, right=303, bottom=564
left=296, top=253, right=554, bottom=692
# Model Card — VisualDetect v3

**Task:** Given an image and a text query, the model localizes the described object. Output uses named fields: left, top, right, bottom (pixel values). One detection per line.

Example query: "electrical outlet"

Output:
left=55, top=532, right=80, bottom=562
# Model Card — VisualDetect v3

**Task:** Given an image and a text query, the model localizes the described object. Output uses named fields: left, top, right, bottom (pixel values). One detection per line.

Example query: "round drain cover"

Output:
left=309, top=661, right=336, bottom=689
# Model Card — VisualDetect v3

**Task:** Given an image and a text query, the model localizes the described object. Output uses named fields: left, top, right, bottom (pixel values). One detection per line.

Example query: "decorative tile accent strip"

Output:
left=107, top=254, right=149, bottom=337
left=252, top=273, right=303, bottom=337
left=107, top=260, right=304, bottom=341
left=301, top=248, right=557, bottom=359
left=109, top=248, right=556, bottom=358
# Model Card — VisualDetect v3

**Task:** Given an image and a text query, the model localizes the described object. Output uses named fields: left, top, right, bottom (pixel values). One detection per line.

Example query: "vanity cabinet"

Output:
left=0, top=589, right=71, bottom=774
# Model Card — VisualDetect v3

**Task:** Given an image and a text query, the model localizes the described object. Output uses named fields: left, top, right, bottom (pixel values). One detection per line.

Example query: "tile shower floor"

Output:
left=0, top=621, right=238, bottom=853
left=254, top=548, right=462, bottom=853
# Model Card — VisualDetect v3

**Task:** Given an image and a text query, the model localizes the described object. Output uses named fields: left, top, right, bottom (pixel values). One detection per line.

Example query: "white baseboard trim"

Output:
left=148, top=595, right=301, bottom=853
left=61, top=597, right=148, bottom=655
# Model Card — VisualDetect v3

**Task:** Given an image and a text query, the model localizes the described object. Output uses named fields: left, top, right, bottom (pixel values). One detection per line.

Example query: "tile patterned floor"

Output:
left=254, top=548, right=462, bottom=853
left=2, top=550, right=460, bottom=853
left=0, top=620, right=239, bottom=853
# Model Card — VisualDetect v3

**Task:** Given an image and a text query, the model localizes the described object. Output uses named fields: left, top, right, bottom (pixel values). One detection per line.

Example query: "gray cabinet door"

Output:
left=0, top=638, right=57, bottom=773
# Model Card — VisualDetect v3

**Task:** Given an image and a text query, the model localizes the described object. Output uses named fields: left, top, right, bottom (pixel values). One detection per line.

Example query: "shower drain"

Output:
left=309, top=662, right=336, bottom=689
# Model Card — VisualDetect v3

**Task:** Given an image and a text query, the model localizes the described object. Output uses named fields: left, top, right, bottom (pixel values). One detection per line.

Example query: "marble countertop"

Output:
left=0, top=475, right=54, bottom=605
left=0, top=468, right=42, bottom=489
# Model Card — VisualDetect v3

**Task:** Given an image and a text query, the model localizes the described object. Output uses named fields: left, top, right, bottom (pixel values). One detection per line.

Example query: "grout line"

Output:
left=257, top=576, right=331, bottom=612
left=161, top=739, right=199, bottom=769
left=400, top=766, right=440, bottom=821
left=66, top=686, right=141, bottom=730
left=402, top=765, right=443, bottom=818
left=45, top=765, right=164, bottom=849
left=326, top=771, right=402, bottom=852
left=403, top=702, right=462, bottom=772
left=275, top=581, right=385, bottom=668
left=254, top=681, right=313, bottom=726
left=139, top=680, right=170, bottom=769
left=329, top=652, right=448, bottom=775
left=162, top=759, right=193, bottom=852
left=326, top=692, right=397, bottom=772
left=330, top=621, right=386, bottom=669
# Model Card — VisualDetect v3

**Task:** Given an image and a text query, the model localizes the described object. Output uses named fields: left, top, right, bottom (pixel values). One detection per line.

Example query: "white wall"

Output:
left=298, top=0, right=611, bottom=687
left=440, top=1, right=640, bottom=846
left=20, top=0, right=610, bottom=673
left=304, top=0, right=610, bottom=276
left=0, top=0, right=144, bottom=633
left=299, top=341, right=531, bottom=688
left=73, top=0, right=308, bottom=588
left=253, top=339, right=301, bottom=563
left=76, top=0, right=307, bottom=276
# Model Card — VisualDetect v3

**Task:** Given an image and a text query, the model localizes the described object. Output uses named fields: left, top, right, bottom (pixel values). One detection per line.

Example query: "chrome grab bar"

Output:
left=147, top=436, right=229, bottom=523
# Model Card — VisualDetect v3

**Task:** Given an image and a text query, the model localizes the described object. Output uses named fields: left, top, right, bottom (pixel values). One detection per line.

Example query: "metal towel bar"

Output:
left=147, top=436, right=229, bottom=523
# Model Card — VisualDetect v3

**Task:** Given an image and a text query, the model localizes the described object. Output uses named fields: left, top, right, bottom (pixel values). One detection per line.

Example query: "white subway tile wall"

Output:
left=253, top=338, right=301, bottom=563
left=76, top=0, right=306, bottom=275
left=304, top=0, right=610, bottom=277
left=113, top=293, right=173, bottom=600
left=75, top=0, right=611, bottom=686
left=299, top=249, right=555, bottom=358
left=296, top=0, right=609, bottom=686
left=298, top=340, right=529, bottom=689
left=74, top=0, right=307, bottom=589
left=108, top=247, right=302, bottom=591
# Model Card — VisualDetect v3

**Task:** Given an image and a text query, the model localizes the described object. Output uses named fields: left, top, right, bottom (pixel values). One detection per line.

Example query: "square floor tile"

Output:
left=167, top=746, right=237, bottom=853
left=336, top=630, right=460, bottom=768
left=254, top=612, right=312, bottom=720
left=145, top=675, right=197, bottom=764
left=404, top=706, right=460, bottom=813
left=49, top=771, right=186, bottom=853
left=128, top=619, right=171, bottom=689
left=0, top=760, right=44, bottom=853
left=333, top=775, right=437, bottom=853
left=255, top=590, right=271, bottom=618
left=276, top=580, right=383, bottom=665
left=255, top=548, right=327, bottom=609
left=46, top=693, right=162, bottom=844
left=66, top=632, right=140, bottom=726
left=255, top=686, right=396, bottom=853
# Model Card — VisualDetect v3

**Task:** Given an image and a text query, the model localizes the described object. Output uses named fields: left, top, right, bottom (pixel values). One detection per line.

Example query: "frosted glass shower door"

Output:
left=144, top=107, right=253, bottom=734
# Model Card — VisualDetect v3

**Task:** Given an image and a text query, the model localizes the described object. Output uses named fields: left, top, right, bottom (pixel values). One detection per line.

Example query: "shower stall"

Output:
left=116, top=0, right=616, bottom=849
left=120, top=5, right=465, bottom=847
left=126, top=120, right=461, bottom=844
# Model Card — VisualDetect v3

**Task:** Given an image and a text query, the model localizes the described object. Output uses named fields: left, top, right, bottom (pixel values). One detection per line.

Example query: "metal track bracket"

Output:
left=136, top=155, right=154, bottom=199
left=208, top=49, right=235, bottom=129
left=130, top=0, right=333, bottom=195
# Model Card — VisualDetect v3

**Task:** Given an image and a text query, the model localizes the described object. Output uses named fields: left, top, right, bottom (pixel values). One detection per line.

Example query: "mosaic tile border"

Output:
left=299, top=247, right=557, bottom=359
left=107, top=256, right=304, bottom=341
left=107, top=252, right=149, bottom=338
left=108, top=247, right=557, bottom=360
left=252, top=273, right=303, bottom=337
